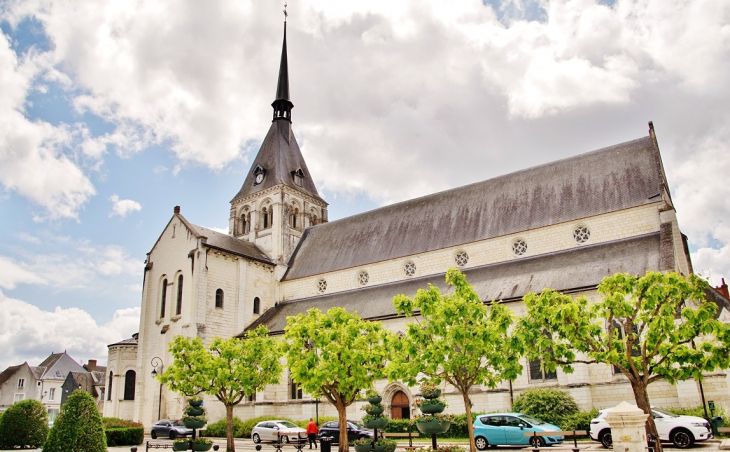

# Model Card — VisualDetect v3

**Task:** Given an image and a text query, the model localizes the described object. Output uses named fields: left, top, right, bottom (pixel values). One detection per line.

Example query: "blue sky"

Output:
left=1, top=0, right=729, bottom=370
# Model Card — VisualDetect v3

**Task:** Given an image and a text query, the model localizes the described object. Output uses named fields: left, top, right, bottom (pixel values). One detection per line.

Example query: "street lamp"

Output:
left=150, top=357, right=164, bottom=421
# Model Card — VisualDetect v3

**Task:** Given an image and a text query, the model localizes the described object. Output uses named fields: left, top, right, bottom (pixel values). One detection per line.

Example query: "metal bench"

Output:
left=143, top=441, right=174, bottom=451
left=524, top=430, right=588, bottom=452
left=272, top=433, right=309, bottom=452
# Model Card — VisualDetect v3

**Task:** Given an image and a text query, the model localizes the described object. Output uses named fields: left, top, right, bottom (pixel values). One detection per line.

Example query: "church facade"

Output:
left=103, top=24, right=730, bottom=428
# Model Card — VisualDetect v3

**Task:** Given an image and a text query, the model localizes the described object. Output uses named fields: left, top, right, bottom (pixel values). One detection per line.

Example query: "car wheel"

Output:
left=475, top=436, right=489, bottom=450
left=283, top=435, right=290, bottom=444
left=253, top=433, right=261, bottom=444
left=151, top=431, right=158, bottom=440
left=599, top=431, right=612, bottom=449
left=672, top=429, right=694, bottom=449
left=529, top=436, right=545, bottom=448
left=169, top=431, right=177, bottom=440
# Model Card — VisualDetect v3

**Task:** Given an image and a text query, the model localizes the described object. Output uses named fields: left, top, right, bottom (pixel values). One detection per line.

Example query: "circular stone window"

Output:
left=574, top=226, right=590, bottom=243
left=403, top=261, right=416, bottom=277
left=317, top=279, right=327, bottom=293
left=455, top=251, right=469, bottom=267
left=358, top=270, right=369, bottom=286
left=512, top=239, right=527, bottom=256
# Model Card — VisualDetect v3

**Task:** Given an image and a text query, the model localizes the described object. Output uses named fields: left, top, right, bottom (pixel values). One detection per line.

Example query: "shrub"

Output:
left=513, top=388, right=579, bottom=427
left=105, top=427, right=144, bottom=446
left=102, top=417, right=143, bottom=429
left=203, top=417, right=246, bottom=438
left=0, top=399, right=49, bottom=449
left=559, top=409, right=598, bottom=432
left=667, top=404, right=730, bottom=426
left=43, top=390, right=106, bottom=452
left=378, top=438, right=397, bottom=452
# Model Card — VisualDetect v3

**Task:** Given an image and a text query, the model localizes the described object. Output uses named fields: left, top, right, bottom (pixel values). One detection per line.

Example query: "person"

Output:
left=306, top=418, right=318, bottom=449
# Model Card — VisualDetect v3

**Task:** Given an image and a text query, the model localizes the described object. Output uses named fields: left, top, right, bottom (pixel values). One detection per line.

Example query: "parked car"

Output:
left=589, top=407, right=712, bottom=449
left=150, top=419, right=194, bottom=439
left=251, top=420, right=307, bottom=443
left=473, top=413, right=564, bottom=449
left=318, top=420, right=374, bottom=444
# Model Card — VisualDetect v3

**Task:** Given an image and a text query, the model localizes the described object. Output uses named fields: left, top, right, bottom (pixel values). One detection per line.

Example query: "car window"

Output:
left=482, top=416, right=502, bottom=426
left=504, top=417, right=522, bottom=427
left=278, top=421, right=299, bottom=428
left=262, top=423, right=273, bottom=428
left=328, top=422, right=339, bottom=428
left=172, top=420, right=184, bottom=426
left=518, top=414, right=544, bottom=425
left=349, top=422, right=363, bottom=429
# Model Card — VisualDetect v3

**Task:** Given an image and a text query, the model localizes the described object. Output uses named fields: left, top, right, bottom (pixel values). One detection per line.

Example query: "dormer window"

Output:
left=253, top=165, right=266, bottom=186
left=292, top=168, right=304, bottom=187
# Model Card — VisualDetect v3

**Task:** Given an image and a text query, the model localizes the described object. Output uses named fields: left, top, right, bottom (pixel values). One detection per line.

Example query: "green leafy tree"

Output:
left=511, top=388, right=579, bottom=427
left=386, top=269, right=523, bottom=452
left=517, top=271, right=730, bottom=452
left=0, top=398, right=49, bottom=449
left=283, top=307, right=391, bottom=452
left=159, top=326, right=283, bottom=452
left=43, top=390, right=106, bottom=452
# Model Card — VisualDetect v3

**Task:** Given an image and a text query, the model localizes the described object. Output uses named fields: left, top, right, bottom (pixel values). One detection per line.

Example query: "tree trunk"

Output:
left=462, top=391, right=476, bottom=452
left=337, top=403, right=349, bottom=452
left=226, top=404, right=235, bottom=452
left=630, top=380, right=661, bottom=452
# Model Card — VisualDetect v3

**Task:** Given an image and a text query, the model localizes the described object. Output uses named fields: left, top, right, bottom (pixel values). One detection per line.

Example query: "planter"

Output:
left=415, top=419, right=450, bottom=435
left=186, top=407, right=204, bottom=416
left=183, top=419, right=207, bottom=429
left=421, top=389, right=441, bottom=399
left=189, top=399, right=204, bottom=407
left=192, top=443, right=213, bottom=452
left=419, top=401, right=445, bottom=414
left=373, top=445, right=384, bottom=452
left=365, top=406, right=384, bottom=416
left=367, top=396, right=382, bottom=405
left=354, top=444, right=371, bottom=452
left=363, top=418, right=388, bottom=429
left=173, top=442, right=189, bottom=451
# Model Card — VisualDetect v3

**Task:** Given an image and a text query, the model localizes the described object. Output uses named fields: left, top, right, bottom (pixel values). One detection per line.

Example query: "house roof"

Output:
left=283, top=134, right=667, bottom=281
left=247, top=232, right=663, bottom=334
left=0, top=364, right=22, bottom=387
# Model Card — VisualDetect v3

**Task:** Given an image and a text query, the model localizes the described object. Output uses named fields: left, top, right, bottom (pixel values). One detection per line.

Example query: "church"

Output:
left=102, top=22, right=730, bottom=428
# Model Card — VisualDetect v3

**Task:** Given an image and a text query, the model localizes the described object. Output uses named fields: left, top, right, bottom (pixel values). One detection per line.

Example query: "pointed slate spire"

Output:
left=272, top=21, right=294, bottom=122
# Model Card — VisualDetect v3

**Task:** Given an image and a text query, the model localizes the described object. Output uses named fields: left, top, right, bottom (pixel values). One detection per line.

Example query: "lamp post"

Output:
left=150, top=357, right=164, bottom=421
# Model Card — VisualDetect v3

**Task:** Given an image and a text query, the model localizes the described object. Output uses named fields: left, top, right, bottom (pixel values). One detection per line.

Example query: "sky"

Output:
left=1, top=0, right=729, bottom=371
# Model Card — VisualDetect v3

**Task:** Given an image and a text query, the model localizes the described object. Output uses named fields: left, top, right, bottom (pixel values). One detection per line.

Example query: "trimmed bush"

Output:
left=0, top=399, right=49, bottom=449
left=513, top=388, right=579, bottom=427
left=43, top=390, right=106, bottom=452
left=558, top=409, right=598, bottom=432
left=105, top=427, right=144, bottom=446
left=203, top=417, right=246, bottom=438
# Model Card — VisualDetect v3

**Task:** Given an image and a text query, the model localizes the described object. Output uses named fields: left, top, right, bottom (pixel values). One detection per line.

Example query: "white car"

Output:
left=590, top=407, right=712, bottom=449
left=251, top=420, right=306, bottom=444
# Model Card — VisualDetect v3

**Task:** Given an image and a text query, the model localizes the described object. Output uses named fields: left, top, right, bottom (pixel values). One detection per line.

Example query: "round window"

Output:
left=455, top=251, right=469, bottom=267
left=404, top=261, right=416, bottom=277
left=512, top=239, right=527, bottom=256
left=317, top=279, right=327, bottom=293
left=358, top=270, right=369, bottom=286
left=574, top=226, right=590, bottom=243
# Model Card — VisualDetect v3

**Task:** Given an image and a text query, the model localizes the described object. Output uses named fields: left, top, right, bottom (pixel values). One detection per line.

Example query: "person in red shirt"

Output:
left=306, top=418, right=318, bottom=449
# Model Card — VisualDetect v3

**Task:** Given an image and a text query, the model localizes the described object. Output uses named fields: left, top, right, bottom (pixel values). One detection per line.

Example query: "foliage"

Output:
left=418, top=446, right=466, bottom=452
left=667, top=404, right=730, bottom=427
left=283, top=307, right=392, bottom=452
left=105, top=427, right=144, bottom=446
left=353, top=438, right=372, bottom=446
left=204, top=417, right=246, bottom=438
left=43, top=390, right=106, bottom=452
left=160, top=326, right=283, bottom=452
left=387, top=269, right=523, bottom=452
left=378, top=438, right=397, bottom=452
left=517, top=271, right=730, bottom=452
left=365, top=389, right=379, bottom=398
left=102, top=417, right=143, bottom=429
left=420, top=382, right=441, bottom=398
left=415, top=398, right=448, bottom=409
left=0, top=398, right=49, bottom=449
left=512, top=388, right=579, bottom=427
left=193, top=437, right=214, bottom=445
left=558, top=409, right=599, bottom=432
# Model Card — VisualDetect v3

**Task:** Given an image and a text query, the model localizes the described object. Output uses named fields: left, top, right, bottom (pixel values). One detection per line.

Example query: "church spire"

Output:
left=272, top=16, right=293, bottom=122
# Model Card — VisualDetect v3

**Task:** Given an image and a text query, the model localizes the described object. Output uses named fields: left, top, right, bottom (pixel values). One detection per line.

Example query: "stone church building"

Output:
left=103, top=24, right=730, bottom=428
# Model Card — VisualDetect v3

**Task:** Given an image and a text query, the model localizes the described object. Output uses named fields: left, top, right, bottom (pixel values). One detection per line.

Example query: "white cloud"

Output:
left=0, top=256, right=46, bottom=289
left=0, top=290, right=139, bottom=370
left=109, top=194, right=142, bottom=217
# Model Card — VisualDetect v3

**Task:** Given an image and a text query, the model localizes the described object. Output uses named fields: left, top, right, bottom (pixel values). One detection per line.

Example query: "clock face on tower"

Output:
left=255, top=173, right=264, bottom=184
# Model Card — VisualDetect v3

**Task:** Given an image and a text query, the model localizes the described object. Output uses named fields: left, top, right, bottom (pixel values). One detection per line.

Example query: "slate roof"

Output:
left=187, top=222, right=273, bottom=264
left=108, top=336, right=138, bottom=347
left=0, top=364, right=22, bottom=387
left=283, top=135, right=667, bottom=281
left=248, top=232, right=662, bottom=334
left=38, top=352, right=64, bottom=370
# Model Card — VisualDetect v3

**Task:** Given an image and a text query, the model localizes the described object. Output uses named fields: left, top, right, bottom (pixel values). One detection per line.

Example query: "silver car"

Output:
left=150, top=419, right=194, bottom=439
left=251, top=420, right=306, bottom=443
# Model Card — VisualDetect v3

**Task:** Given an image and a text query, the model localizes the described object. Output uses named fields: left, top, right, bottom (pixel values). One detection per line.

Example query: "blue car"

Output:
left=473, top=413, right=563, bottom=449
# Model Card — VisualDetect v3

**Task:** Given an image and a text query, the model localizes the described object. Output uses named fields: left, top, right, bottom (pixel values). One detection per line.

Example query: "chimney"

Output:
left=715, top=278, right=729, bottom=299
left=85, top=359, right=97, bottom=371
left=174, top=206, right=180, bottom=214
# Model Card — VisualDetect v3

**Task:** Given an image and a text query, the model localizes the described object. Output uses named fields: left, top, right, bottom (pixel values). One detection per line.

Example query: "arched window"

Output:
left=176, top=275, right=183, bottom=316
left=107, top=372, right=113, bottom=401
left=241, top=213, right=249, bottom=234
left=253, top=297, right=260, bottom=314
left=291, top=209, right=297, bottom=229
left=123, top=370, right=136, bottom=400
left=262, top=208, right=269, bottom=229
left=215, top=289, right=224, bottom=308
left=160, top=279, right=168, bottom=318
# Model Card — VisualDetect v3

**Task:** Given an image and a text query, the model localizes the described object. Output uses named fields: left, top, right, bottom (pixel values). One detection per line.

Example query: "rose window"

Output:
left=455, top=251, right=469, bottom=267
left=404, top=261, right=416, bottom=277
left=512, top=239, right=527, bottom=256
left=574, top=226, right=590, bottom=243
left=317, top=279, right=327, bottom=293
left=358, top=271, right=369, bottom=286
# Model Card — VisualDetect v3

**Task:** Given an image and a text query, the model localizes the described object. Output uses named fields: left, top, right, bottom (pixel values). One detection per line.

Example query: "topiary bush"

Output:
left=0, top=399, right=49, bottom=449
left=512, top=388, right=579, bottom=427
left=43, top=390, right=106, bottom=452
left=558, top=409, right=598, bottom=432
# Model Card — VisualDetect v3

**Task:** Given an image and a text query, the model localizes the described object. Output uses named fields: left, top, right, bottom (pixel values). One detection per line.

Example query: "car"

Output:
left=150, top=419, right=194, bottom=439
left=473, top=413, right=563, bottom=449
left=318, top=420, right=374, bottom=444
left=589, top=407, right=712, bottom=449
left=251, top=420, right=307, bottom=444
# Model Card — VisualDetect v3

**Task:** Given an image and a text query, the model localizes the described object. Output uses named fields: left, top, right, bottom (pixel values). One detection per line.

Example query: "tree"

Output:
left=0, top=399, right=49, bottom=449
left=283, top=307, right=391, bottom=452
left=159, top=326, right=283, bottom=452
left=516, top=271, right=730, bottom=452
left=386, top=269, right=523, bottom=452
left=43, top=390, right=106, bottom=452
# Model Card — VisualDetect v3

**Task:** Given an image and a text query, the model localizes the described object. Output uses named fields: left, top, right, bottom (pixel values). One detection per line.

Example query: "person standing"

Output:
left=306, top=418, right=318, bottom=449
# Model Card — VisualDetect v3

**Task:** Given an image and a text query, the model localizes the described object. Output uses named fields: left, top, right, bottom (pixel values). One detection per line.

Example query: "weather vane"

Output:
left=284, top=2, right=288, bottom=22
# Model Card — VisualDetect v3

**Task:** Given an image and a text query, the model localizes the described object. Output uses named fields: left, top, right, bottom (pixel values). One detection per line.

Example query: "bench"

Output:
left=717, top=427, right=730, bottom=450
left=379, top=432, right=420, bottom=448
left=144, top=441, right=174, bottom=451
left=272, top=433, right=309, bottom=452
left=524, top=430, right=588, bottom=452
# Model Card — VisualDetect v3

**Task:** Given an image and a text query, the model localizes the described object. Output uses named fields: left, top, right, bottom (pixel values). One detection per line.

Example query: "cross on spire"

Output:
left=283, top=3, right=288, bottom=22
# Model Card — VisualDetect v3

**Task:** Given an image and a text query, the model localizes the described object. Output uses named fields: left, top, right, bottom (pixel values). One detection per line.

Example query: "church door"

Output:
left=390, top=391, right=410, bottom=419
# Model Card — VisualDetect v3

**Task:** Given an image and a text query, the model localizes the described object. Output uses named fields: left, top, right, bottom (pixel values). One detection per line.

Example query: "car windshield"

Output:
left=348, top=422, right=364, bottom=429
left=278, top=421, right=299, bottom=429
left=518, top=415, right=544, bottom=425
left=171, top=420, right=185, bottom=426
left=652, top=410, right=677, bottom=418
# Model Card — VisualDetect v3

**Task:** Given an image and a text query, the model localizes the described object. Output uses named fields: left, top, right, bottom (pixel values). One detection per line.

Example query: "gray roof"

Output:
left=0, top=364, right=22, bottom=387
left=187, top=222, right=273, bottom=264
left=248, top=232, right=662, bottom=334
left=108, top=336, right=138, bottom=347
left=284, top=135, right=667, bottom=281
left=230, top=121, right=325, bottom=204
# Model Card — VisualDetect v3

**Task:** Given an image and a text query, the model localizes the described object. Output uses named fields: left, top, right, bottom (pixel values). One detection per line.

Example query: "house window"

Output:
left=49, top=388, right=55, bottom=401
left=108, top=372, right=113, bottom=401
left=253, top=297, right=260, bottom=314
left=215, top=289, right=224, bottom=308
left=290, top=377, right=303, bottom=400
left=18, top=378, right=24, bottom=388
left=293, top=169, right=304, bottom=187
left=160, top=279, right=168, bottom=318
left=47, top=408, right=59, bottom=423
left=14, top=393, right=25, bottom=402
left=124, top=370, right=136, bottom=400
left=176, top=275, right=183, bottom=316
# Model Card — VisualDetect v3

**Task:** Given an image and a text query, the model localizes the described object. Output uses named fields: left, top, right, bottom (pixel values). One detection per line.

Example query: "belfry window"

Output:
left=292, top=168, right=304, bottom=187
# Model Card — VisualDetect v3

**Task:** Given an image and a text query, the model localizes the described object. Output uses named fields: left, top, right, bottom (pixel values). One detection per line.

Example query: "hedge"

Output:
left=0, top=399, right=49, bottom=449
left=513, top=388, right=580, bottom=427
left=105, top=427, right=144, bottom=446
left=203, top=416, right=338, bottom=438
left=43, top=390, right=106, bottom=452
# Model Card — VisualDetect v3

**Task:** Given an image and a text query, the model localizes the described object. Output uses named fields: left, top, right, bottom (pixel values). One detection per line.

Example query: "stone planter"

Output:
left=372, top=445, right=384, bottom=452
left=354, top=444, right=371, bottom=452
left=365, top=405, right=384, bottom=416
left=173, top=442, right=189, bottom=451
left=192, top=443, right=213, bottom=451
left=189, top=399, right=204, bottom=407
left=367, top=396, right=382, bottom=405
left=186, top=407, right=204, bottom=416
left=419, top=401, right=445, bottom=414
left=364, top=418, right=388, bottom=429
left=183, top=419, right=207, bottom=429
left=415, top=419, right=450, bottom=435
left=421, top=389, right=441, bottom=399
